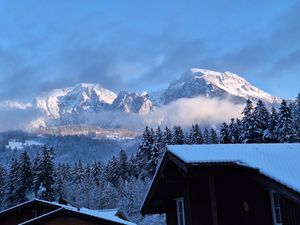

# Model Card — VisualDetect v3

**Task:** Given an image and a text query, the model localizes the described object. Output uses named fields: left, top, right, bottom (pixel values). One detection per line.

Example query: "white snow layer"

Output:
left=168, top=144, right=300, bottom=193
left=15, top=199, right=136, bottom=225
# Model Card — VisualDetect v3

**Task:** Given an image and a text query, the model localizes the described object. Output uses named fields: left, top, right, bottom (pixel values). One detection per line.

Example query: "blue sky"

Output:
left=0, top=0, right=299, bottom=101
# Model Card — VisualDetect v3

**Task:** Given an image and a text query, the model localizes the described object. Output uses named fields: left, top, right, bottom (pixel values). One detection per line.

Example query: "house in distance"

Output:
left=141, top=144, right=300, bottom=225
left=0, top=198, right=136, bottom=225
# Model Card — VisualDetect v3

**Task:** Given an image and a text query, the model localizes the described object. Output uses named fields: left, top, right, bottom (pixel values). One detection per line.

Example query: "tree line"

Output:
left=0, top=94, right=299, bottom=224
left=0, top=146, right=165, bottom=224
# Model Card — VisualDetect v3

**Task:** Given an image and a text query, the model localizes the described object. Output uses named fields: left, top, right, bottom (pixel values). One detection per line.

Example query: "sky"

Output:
left=0, top=0, right=299, bottom=101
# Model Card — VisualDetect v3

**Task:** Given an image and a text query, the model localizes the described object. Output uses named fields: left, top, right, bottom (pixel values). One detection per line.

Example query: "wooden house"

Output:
left=0, top=198, right=135, bottom=225
left=141, top=144, right=300, bottom=225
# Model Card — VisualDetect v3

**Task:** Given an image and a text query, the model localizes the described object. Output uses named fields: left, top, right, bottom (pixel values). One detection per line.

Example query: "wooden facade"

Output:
left=141, top=150, right=300, bottom=225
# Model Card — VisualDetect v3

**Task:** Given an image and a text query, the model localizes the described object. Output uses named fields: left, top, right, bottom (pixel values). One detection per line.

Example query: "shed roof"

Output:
left=141, top=143, right=300, bottom=214
left=0, top=199, right=136, bottom=225
left=168, top=144, right=300, bottom=193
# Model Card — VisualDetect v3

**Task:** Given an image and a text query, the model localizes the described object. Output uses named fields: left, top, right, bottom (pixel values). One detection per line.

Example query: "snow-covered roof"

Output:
left=0, top=198, right=136, bottom=225
left=168, top=144, right=300, bottom=193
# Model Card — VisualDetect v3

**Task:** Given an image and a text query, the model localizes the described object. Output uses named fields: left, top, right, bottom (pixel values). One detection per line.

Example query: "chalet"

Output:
left=141, top=144, right=300, bottom=225
left=0, top=198, right=136, bottom=225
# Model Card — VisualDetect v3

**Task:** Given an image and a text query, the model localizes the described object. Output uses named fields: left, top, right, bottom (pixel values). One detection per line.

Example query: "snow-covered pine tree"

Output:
left=252, top=100, right=270, bottom=143
left=268, top=107, right=279, bottom=143
left=91, top=161, right=103, bottom=187
left=241, top=99, right=255, bottom=143
left=73, top=160, right=85, bottom=184
left=105, top=156, right=120, bottom=186
left=18, top=150, right=33, bottom=202
left=189, top=124, right=204, bottom=144
left=0, top=165, right=7, bottom=209
left=148, top=127, right=165, bottom=177
left=277, top=100, right=293, bottom=143
left=135, top=126, right=154, bottom=179
left=34, top=146, right=56, bottom=201
left=292, top=94, right=300, bottom=142
left=5, top=158, right=20, bottom=206
left=228, top=118, right=242, bottom=143
left=210, top=128, right=219, bottom=144
left=172, top=126, right=185, bottom=144
left=118, top=150, right=129, bottom=181
left=220, top=122, right=230, bottom=144
left=203, top=128, right=210, bottom=144
left=163, top=126, right=173, bottom=145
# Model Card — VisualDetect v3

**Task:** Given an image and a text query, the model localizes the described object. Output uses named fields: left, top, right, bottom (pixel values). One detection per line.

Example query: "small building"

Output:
left=141, top=144, right=300, bottom=225
left=0, top=198, right=136, bottom=225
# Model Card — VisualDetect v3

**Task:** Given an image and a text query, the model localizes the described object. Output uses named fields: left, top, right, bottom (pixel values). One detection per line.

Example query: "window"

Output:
left=176, top=197, right=186, bottom=225
left=270, top=191, right=282, bottom=225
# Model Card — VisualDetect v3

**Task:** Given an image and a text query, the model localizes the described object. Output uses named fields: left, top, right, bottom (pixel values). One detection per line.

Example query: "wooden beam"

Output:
left=184, top=183, right=193, bottom=225
left=209, top=176, right=219, bottom=225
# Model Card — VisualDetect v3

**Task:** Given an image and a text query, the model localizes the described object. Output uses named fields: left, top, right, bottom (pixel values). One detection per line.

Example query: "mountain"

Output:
left=34, top=83, right=117, bottom=120
left=160, top=68, right=281, bottom=105
left=111, top=91, right=154, bottom=114
left=0, top=68, right=282, bottom=134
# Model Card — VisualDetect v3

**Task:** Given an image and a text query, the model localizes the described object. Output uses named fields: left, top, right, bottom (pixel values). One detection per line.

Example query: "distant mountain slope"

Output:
left=160, top=68, right=281, bottom=105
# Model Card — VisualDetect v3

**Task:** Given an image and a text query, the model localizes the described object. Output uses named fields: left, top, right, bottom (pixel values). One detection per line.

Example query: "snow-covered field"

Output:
left=5, top=139, right=44, bottom=150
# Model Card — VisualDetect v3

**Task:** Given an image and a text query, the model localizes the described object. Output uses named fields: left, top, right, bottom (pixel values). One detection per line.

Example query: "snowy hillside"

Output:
left=160, top=68, right=281, bottom=105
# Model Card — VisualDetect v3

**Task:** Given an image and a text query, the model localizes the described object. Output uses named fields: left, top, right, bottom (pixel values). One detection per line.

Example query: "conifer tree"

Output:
left=73, top=160, right=85, bottom=184
left=189, top=124, right=204, bottom=144
left=292, top=94, right=300, bottom=142
left=268, top=107, right=279, bottom=142
left=118, top=150, right=129, bottom=181
left=105, top=156, right=120, bottom=185
left=18, top=150, right=33, bottom=202
left=220, top=122, right=230, bottom=143
left=5, top=158, right=20, bottom=206
left=135, top=126, right=154, bottom=179
left=252, top=100, right=270, bottom=143
left=148, top=127, right=165, bottom=177
left=172, top=126, right=185, bottom=144
left=163, top=126, right=173, bottom=145
left=277, top=100, right=293, bottom=143
left=91, top=161, right=103, bottom=187
left=228, top=118, right=242, bottom=143
left=34, top=146, right=56, bottom=201
left=203, top=128, right=210, bottom=144
left=210, top=128, right=219, bottom=144
left=0, top=166, right=6, bottom=209
left=241, top=99, right=255, bottom=143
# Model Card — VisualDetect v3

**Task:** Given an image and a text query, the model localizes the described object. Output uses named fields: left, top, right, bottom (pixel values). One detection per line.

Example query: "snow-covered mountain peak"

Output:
left=33, top=83, right=117, bottom=119
left=67, top=83, right=117, bottom=104
left=162, top=68, right=281, bottom=105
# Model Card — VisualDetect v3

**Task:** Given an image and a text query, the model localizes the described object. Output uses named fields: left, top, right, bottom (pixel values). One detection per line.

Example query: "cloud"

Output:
left=0, top=0, right=299, bottom=101
left=59, top=97, right=245, bottom=130
left=0, top=103, right=42, bottom=131
left=144, top=97, right=244, bottom=128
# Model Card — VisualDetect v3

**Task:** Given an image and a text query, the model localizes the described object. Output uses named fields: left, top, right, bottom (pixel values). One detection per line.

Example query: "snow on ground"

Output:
left=168, top=144, right=300, bottom=193
left=5, top=139, right=44, bottom=150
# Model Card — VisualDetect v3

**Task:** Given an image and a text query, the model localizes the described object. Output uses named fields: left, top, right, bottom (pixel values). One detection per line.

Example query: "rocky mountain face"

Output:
left=111, top=91, right=154, bottom=115
left=160, top=68, right=281, bottom=105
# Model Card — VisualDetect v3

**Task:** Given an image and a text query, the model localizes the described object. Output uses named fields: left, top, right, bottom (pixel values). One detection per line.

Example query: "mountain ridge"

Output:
left=0, top=68, right=282, bottom=132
